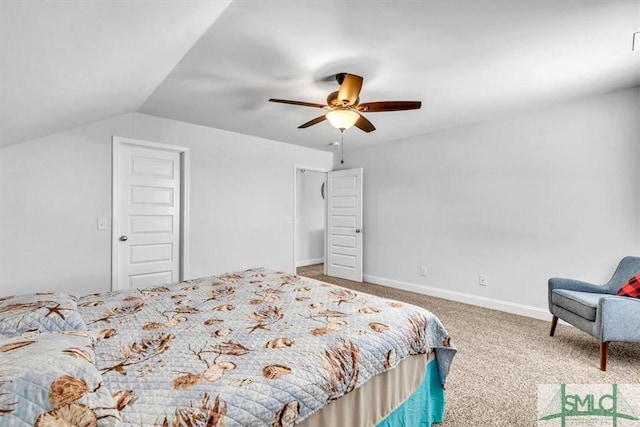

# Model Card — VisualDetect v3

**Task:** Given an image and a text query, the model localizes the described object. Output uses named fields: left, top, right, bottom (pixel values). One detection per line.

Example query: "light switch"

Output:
left=97, top=217, right=108, bottom=231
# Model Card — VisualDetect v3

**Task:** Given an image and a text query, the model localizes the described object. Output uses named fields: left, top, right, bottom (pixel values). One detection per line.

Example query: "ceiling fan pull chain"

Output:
left=340, top=129, right=344, bottom=164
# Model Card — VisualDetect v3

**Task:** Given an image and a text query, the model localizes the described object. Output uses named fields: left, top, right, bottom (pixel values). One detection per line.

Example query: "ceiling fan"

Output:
left=269, top=73, right=421, bottom=132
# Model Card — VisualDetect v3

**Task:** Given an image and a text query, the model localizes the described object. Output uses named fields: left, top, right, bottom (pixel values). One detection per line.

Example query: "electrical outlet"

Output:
left=419, top=266, right=427, bottom=277
left=479, top=274, right=488, bottom=286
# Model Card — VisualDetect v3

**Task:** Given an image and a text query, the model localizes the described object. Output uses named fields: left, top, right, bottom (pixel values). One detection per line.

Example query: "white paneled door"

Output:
left=326, top=168, right=363, bottom=282
left=114, top=140, right=182, bottom=290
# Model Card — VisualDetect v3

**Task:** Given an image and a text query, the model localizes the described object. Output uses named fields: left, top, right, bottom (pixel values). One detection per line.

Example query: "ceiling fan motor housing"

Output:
left=327, top=91, right=359, bottom=108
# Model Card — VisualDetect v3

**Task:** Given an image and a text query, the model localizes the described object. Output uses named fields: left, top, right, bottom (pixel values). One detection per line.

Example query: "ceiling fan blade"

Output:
left=298, top=115, right=327, bottom=129
left=354, top=114, right=376, bottom=133
left=269, top=98, right=328, bottom=109
left=357, top=101, right=421, bottom=112
left=337, top=74, right=363, bottom=106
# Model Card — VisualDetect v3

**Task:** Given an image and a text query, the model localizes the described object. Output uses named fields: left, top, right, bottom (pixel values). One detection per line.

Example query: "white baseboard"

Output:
left=296, top=258, right=324, bottom=268
left=363, top=274, right=551, bottom=321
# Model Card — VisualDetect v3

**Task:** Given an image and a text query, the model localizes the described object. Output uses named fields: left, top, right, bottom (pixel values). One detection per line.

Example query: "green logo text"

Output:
left=539, top=384, right=638, bottom=427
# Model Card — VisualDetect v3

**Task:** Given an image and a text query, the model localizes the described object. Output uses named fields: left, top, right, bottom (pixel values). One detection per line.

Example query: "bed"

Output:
left=0, top=268, right=456, bottom=426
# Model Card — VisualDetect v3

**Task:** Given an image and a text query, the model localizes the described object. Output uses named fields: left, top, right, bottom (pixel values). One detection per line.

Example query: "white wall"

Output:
left=339, top=87, right=640, bottom=319
left=0, top=113, right=333, bottom=296
left=296, top=170, right=325, bottom=266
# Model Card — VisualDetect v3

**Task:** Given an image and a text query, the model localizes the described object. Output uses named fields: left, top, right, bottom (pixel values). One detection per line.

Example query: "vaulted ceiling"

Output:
left=2, top=0, right=639, bottom=151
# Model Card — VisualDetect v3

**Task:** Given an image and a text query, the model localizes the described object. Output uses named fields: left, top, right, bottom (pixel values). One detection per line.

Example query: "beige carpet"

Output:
left=297, top=264, right=640, bottom=426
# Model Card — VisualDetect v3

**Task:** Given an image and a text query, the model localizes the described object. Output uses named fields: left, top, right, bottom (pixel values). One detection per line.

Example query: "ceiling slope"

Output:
left=0, top=0, right=231, bottom=146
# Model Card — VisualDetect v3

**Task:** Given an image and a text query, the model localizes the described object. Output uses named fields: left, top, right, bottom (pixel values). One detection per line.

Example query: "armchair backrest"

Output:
left=605, top=256, right=640, bottom=293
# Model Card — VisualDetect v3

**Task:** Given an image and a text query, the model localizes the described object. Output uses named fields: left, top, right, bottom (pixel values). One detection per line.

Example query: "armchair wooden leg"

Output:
left=549, top=315, right=558, bottom=337
left=600, top=341, right=608, bottom=371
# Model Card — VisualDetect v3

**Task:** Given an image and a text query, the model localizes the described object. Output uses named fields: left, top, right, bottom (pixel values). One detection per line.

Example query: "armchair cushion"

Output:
left=551, top=290, right=602, bottom=321
left=616, top=273, right=640, bottom=298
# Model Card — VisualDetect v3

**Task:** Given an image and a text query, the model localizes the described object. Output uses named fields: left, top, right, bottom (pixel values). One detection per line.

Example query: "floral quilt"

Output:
left=69, top=268, right=456, bottom=426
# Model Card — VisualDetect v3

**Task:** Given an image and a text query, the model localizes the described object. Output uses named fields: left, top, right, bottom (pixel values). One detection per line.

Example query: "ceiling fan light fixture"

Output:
left=326, top=110, right=359, bottom=130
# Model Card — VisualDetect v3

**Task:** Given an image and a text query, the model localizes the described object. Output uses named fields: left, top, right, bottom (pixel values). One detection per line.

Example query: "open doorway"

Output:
left=294, top=168, right=326, bottom=279
left=293, top=166, right=364, bottom=282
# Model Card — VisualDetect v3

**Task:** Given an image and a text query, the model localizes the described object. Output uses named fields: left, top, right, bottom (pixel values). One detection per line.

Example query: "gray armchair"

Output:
left=548, top=256, right=640, bottom=370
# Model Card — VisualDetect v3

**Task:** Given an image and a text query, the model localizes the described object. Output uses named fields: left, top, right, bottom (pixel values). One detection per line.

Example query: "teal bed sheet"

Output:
left=377, top=359, right=446, bottom=427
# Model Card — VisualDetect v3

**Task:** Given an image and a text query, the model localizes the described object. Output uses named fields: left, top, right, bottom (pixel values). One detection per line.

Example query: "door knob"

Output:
left=355, top=229, right=362, bottom=233
left=119, top=235, right=128, bottom=241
